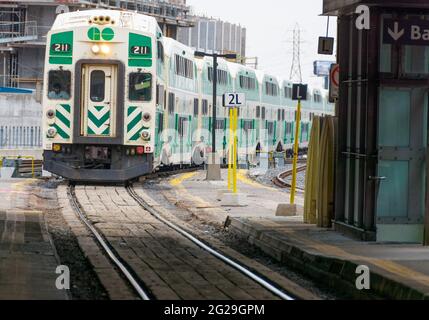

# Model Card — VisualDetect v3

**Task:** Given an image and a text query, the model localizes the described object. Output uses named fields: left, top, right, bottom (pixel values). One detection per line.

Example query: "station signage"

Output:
left=313, top=60, right=335, bottom=76
left=292, top=84, right=308, bottom=101
left=318, top=37, right=334, bottom=55
left=329, top=64, right=339, bottom=102
left=222, top=93, right=245, bottom=108
left=383, top=19, right=429, bottom=46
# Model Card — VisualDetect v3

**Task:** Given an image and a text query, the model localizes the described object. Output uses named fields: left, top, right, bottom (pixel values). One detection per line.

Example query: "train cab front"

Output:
left=42, top=10, right=158, bottom=183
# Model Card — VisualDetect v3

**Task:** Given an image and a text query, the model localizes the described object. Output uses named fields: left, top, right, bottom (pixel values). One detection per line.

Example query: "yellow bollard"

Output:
left=228, top=108, right=233, bottom=191
left=31, top=156, right=35, bottom=179
left=233, top=107, right=238, bottom=194
left=290, top=99, right=302, bottom=205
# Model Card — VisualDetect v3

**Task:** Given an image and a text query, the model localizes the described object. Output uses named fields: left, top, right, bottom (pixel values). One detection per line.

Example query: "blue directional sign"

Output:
left=383, top=19, right=429, bottom=46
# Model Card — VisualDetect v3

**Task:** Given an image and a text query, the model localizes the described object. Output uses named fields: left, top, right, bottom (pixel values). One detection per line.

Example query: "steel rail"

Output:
left=126, top=185, right=296, bottom=301
left=67, top=185, right=151, bottom=301
left=273, top=165, right=307, bottom=189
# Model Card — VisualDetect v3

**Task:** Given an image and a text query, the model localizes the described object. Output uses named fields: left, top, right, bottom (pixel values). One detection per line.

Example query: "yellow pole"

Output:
left=31, top=156, right=35, bottom=179
left=228, top=108, right=233, bottom=191
left=290, top=99, right=302, bottom=204
left=233, top=108, right=238, bottom=194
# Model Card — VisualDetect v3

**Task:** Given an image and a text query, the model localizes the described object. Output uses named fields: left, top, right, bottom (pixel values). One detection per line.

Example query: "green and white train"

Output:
left=42, top=9, right=334, bottom=183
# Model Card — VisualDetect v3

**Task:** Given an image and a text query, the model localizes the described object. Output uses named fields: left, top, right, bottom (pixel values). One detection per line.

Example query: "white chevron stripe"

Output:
left=56, top=105, right=71, bottom=118
left=128, top=108, right=141, bottom=120
left=55, top=118, right=71, bottom=135
left=88, top=121, right=108, bottom=135
left=127, top=110, right=143, bottom=140
left=127, top=123, right=142, bottom=140
left=89, top=106, right=110, bottom=119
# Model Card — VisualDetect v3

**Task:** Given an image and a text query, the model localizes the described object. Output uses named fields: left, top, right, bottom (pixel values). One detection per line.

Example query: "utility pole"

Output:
left=195, top=50, right=237, bottom=181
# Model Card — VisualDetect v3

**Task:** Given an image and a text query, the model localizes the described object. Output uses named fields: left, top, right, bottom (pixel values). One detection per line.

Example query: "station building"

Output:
left=323, top=0, right=429, bottom=244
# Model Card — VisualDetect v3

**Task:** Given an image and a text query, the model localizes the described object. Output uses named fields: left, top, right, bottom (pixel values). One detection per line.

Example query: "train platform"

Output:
left=0, top=179, right=68, bottom=300
left=161, top=169, right=429, bottom=300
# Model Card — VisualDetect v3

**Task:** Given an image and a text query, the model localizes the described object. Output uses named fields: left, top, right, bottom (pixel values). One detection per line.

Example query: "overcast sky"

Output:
left=187, top=0, right=337, bottom=84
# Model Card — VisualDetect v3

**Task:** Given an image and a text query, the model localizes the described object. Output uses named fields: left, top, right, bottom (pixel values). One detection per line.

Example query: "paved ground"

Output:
left=0, top=179, right=68, bottom=300
left=162, top=169, right=429, bottom=299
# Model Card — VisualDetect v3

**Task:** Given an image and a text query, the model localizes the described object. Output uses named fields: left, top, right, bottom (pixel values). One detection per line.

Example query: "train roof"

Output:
left=51, top=9, right=160, bottom=35
left=162, top=37, right=196, bottom=59
left=256, top=70, right=280, bottom=85
left=226, top=62, right=257, bottom=79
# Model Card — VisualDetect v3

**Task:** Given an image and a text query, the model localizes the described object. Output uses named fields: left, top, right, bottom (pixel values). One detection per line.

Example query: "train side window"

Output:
left=48, top=70, right=71, bottom=100
left=193, top=98, right=199, bottom=116
left=156, top=84, right=165, bottom=108
left=157, top=112, right=164, bottom=134
left=178, top=116, right=188, bottom=137
left=202, top=99, right=208, bottom=115
left=157, top=41, right=164, bottom=62
left=168, top=92, right=175, bottom=114
left=90, top=70, right=105, bottom=102
left=129, top=73, right=152, bottom=102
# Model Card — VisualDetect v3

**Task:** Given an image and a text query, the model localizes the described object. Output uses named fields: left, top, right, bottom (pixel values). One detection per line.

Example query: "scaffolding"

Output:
left=0, top=0, right=194, bottom=88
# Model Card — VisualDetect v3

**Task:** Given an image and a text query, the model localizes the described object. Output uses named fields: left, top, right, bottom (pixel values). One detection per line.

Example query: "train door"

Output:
left=81, top=65, right=117, bottom=137
left=178, top=115, right=190, bottom=163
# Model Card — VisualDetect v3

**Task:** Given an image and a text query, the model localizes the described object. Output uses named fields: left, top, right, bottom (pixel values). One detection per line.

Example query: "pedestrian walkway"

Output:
left=162, top=170, right=429, bottom=300
left=0, top=179, right=68, bottom=300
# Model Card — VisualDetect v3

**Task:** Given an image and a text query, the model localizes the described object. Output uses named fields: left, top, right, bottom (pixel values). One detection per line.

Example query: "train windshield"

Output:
left=129, top=73, right=152, bottom=102
left=48, top=70, right=71, bottom=100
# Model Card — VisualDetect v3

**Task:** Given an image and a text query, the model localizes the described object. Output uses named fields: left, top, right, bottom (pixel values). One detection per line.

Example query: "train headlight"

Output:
left=91, top=44, right=100, bottom=54
left=142, top=113, right=151, bottom=122
left=141, top=130, right=151, bottom=141
left=101, top=44, right=110, bottom=54
left=47, top=127, right=57, bottom=138
left=46, top=109, right=55, bottom=119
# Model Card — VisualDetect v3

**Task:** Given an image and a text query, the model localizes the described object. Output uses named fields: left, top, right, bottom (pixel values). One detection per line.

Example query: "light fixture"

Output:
left=91, top=44, right=100, bottom=54
left=136, top=146, right=145, bottom=155
left=46, top=109, right=55, bottom=119
left=100, top=44, right=110, bottom=54
left=47, top=127, right=57, bottom=138
left=142, top=113, right=151, bottom=122
left=141, top=131, right=151, bottom=141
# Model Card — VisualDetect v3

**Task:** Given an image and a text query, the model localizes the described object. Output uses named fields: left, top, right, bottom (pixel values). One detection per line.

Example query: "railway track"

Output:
left=273, top=164, right=307, bottom=190
left=67, top=185, right=152, bottom=300
left=67, top=182, right=297, bottom=301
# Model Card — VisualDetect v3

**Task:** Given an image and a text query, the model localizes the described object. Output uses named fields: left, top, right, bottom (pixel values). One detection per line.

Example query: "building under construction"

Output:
left=0, top=0, right=194, bottom=90
left=177, top=16, right=246, bottom=61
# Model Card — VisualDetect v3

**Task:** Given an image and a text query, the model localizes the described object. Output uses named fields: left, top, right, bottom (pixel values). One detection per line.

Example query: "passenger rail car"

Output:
left=42, top=9, right=334, bottom=183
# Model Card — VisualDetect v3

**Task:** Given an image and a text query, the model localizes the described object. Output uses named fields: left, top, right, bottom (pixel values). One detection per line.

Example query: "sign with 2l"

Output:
left=222, top=93, right=246, bottom=108
left=383, top=19, right=429, bottom=46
